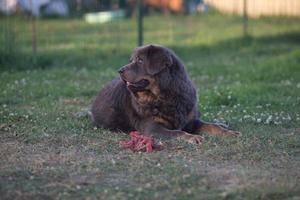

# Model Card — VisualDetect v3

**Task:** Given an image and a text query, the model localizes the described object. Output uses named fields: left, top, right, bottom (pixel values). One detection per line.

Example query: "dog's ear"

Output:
left=146, top=45, right=173, bottom=75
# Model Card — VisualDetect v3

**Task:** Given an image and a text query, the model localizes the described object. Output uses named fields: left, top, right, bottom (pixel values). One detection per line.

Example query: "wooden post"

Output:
left=243, top=0, right=248, bottom=37
left=137, top=0, right=143, bottom=46
left=29, top=0, right=37, bottom=54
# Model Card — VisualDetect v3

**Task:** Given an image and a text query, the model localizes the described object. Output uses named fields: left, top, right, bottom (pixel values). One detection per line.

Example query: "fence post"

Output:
left=137, top=0, right=143, bottom=46
left=243, top=0, right=248, bottom=37
left=29, top=0, right=37, bottom=55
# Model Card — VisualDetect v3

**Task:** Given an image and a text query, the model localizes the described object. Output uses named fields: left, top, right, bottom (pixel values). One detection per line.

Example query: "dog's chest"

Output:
left=135, top=91, right=156, bottom=104
left=134, top=91, right=162, bottom=114
left=133, top=91, right=186, bottom=129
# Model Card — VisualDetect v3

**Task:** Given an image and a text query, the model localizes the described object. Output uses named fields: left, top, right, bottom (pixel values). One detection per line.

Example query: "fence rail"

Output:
left=204, top=0, right=300, bottom=17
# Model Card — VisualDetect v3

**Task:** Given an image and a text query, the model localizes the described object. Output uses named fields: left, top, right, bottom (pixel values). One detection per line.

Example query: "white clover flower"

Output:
left=281, top=80, right=292, bottom=86
left=266, top=115, right=273, bottom=124
left=243, top=115, right=251, bottom=119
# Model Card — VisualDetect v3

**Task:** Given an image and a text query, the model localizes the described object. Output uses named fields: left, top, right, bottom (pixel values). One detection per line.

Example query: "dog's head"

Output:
left=119, top=44, right=174, bottom=93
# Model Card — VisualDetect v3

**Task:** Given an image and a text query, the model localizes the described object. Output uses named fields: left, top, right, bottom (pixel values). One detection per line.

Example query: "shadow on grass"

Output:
left=171, top=31, right=300, bottom=57
left=0, top=47, right=130, bottom=72
left=1, top=31, right=299, bottom=72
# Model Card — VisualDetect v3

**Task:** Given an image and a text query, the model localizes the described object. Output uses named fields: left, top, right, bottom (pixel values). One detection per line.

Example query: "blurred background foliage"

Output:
left=1, top=0, right=299, bottom=71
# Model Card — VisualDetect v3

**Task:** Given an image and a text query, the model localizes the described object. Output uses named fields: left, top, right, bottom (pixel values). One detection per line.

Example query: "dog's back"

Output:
left=91, top=78, right=134, bottom=131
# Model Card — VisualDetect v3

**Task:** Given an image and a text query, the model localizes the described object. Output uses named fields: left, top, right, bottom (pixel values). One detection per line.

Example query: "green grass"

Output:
left=1, top=12, right=300, bottom=199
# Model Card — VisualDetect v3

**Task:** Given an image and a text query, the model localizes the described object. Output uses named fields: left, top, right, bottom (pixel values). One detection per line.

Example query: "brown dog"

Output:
left=91, top=44, right=240, bottom=144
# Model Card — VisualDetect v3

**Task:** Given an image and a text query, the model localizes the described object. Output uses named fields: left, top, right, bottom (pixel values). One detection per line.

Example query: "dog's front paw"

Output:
left=179, top=132, right=203, bottom=145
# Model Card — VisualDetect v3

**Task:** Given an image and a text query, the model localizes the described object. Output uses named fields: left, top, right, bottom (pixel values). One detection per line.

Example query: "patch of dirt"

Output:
left=0, top=135, right=99, bottom=174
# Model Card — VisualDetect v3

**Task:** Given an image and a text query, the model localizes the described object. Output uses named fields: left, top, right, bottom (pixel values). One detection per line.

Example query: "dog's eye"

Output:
left=137, top=58, right=143, bottom=65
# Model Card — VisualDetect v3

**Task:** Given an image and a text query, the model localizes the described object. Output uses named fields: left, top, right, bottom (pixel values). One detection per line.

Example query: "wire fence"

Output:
left=1, top=0, right=300, bottom=71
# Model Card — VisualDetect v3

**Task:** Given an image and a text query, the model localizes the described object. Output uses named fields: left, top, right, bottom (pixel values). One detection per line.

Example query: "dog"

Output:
left=91, top=44, right=240, bottom=144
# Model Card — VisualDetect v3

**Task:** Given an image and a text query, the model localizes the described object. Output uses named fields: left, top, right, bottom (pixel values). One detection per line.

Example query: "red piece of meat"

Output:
left=119, top=131, right=163, bottom=153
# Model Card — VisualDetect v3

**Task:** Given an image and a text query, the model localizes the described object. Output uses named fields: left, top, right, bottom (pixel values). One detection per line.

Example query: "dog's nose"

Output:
left=118, top=67, right=125, bottom=74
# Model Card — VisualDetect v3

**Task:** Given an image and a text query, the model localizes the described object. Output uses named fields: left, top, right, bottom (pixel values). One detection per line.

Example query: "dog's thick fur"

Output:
left=91, top=44, right=240, bottom=144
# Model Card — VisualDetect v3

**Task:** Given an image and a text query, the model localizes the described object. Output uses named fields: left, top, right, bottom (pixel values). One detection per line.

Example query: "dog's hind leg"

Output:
left=183, top=119, right=241, bottom=137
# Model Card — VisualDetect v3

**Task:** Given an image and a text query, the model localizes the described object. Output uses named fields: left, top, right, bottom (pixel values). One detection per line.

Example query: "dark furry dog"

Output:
left=91, top=44, right=240, bottom=144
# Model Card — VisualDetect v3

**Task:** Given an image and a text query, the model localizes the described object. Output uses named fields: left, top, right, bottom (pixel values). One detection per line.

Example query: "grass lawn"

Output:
left=1, top=12, right=300, bottom=199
